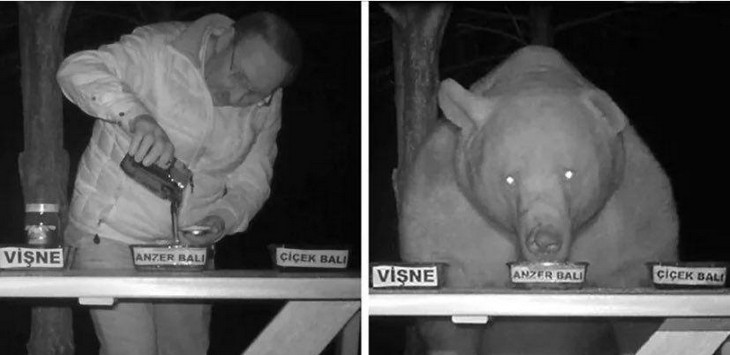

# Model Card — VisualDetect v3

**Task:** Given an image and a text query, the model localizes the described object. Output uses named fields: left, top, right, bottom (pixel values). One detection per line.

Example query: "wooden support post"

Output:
left=17, top=2, right=72, bottom=204
left=529, top=4, right=553, bottom=46
left=379, top=3, right=451, bottom=208
left=243, top=301, right=360, bottom=355
left=17, top=2, right=75, bottom=355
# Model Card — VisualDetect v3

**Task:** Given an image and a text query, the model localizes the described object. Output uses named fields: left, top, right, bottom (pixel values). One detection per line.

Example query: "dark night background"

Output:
left=370, top=2, right=730, bottom=353
left=0, top=2, right=360, bottom=354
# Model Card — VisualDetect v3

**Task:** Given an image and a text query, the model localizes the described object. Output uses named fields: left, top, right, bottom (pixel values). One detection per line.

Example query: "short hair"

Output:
left=233, top=11, right=302, bottom=87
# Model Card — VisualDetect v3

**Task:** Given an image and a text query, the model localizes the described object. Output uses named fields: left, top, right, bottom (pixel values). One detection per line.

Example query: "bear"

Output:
left=398, top=45, right=679, bottom=355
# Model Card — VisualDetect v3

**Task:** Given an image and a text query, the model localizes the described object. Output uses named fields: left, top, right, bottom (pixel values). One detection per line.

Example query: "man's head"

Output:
left=205, top=12, right=302, bottom=107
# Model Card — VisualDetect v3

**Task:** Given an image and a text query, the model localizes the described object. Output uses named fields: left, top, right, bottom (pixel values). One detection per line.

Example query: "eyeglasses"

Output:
left=229, top=46, right=274, bottom=107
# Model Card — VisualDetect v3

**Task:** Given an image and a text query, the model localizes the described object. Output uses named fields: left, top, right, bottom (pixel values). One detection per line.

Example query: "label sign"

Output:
left=274, top=247, right=348, bottom=269
left=371, top=265, right=440, bottom=288
left=510, top=265, right=584, bottom=284
left=132, top=246, right=207, bottom=267
left=652, top=265, right=726, bottom=286
left=0, top=246, right=64, bottom=269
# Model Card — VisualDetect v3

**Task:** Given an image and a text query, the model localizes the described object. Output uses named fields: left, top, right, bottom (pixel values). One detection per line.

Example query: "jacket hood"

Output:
left=171, top=13, right=234, bottom=69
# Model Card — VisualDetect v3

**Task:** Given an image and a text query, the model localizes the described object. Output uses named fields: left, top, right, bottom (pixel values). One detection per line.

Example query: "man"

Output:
left=57, top=11, right=301, bottom=355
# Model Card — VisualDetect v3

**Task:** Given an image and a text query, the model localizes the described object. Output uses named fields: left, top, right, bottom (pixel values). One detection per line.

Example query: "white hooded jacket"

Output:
left=58, top=14, right=281, bottom=245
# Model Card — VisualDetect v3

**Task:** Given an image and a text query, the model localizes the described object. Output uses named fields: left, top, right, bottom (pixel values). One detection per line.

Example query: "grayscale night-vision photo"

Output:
left=370, top=2, right=730, bottom=355
left=0, top=2, right=360, bottom=355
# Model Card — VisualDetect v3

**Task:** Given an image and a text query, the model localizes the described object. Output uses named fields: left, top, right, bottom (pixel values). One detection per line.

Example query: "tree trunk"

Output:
left=18, top=2, right=75, bottom=355
left=530, top=4, right=553, bottom=46
left=381, top=3, right=451, bottom=213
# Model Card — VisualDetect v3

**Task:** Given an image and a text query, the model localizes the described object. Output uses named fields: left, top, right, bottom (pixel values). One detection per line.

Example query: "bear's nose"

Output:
left=528, top=230, right=563, bottom=254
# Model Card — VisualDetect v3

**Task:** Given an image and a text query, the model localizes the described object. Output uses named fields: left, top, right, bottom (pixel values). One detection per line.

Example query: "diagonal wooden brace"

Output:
left=637, top=318, right=730, bottom=355
left=335, top=309, right=361, bottom=355
left=243, top=300, right=360, bottom=355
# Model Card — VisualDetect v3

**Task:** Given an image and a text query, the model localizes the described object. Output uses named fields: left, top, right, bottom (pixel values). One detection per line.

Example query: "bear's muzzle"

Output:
left=521, top=224, right=569, bottom=262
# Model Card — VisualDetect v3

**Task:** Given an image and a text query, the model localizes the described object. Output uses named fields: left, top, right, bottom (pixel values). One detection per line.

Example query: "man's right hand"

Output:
left=128, top=114, right=175, bottom=168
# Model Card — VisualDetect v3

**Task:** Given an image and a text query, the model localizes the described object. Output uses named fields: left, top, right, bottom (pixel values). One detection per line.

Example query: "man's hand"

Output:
left=179, top=215, right=226, bottom=247
left=128, top=114, right=175, bottom=168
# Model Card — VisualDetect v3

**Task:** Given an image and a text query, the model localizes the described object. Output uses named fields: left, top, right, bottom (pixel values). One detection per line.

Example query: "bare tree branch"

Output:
left=371, top=37, right=391, bottom=47
left=380, top=3, right=406, bottom=27
left=371, top=65, right=394, bottom=85
left=75, top=7, right=144, bottom=26
left=599, top=21, right=663, bottom=42
left=441, top=54, right=509, bottom=77
left=504, top=5, right=525, bottom=43
left=462, top=7, right=528, bottom=22
left=457, top=23, right=527, bottom=45
left=135, top=2, right=149, bottom=23
left=175, top=5, right=209, bottom=20
left=555, top=7, right=637, bottom=34
left=150, top=2, right=175, bottom=22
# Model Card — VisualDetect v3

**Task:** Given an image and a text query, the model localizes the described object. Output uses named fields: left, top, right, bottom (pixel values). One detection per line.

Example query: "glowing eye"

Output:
left=505, top=176, right=516, bottom=186
left=564, top=169, right=575, bottom=180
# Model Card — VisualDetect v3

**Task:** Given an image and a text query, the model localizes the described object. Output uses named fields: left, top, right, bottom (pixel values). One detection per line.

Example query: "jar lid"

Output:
left=25, top=203, right=60, bottom=213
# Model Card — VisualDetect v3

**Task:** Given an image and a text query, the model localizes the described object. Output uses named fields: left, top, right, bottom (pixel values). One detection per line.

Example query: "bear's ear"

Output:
left=581, top=89, right=627, bottom=135
left=439, top=78, right=494, bottom=132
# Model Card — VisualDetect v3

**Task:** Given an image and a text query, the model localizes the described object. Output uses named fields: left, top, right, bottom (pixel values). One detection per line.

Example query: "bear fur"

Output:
left=399, top=45, right=678, bottom=355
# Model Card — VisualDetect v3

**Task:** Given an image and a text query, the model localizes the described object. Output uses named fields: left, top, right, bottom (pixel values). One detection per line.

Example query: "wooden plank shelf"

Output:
left=0, top=269, right=360, bottom=300
left=370, top=288, right=730, bottom=355
left=0, top=270, right=361, bottom=355
left=370, top=288, right=730, bottom=317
